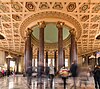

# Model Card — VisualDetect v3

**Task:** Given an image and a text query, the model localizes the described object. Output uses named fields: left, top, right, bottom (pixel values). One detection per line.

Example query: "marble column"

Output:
left=54, top=50, right=57, bottom=72
left=37, top=49, right=39, bottom=67
left=85, top=55, right=89, bottom=66
left=38, top=21, right=46, bottom=66
left=25, top=28, right=32, bottom=71
left=63, top=49, right=65, bottom=67
left=24, top=38, right=27, bottom=72
left=57, top=21, right=64, bottom=70
left=70, top=29, right=78, bottom=64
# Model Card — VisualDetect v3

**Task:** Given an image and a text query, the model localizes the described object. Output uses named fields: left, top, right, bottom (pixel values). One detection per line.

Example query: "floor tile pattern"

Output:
left=0, top=75, right=95, bottom=89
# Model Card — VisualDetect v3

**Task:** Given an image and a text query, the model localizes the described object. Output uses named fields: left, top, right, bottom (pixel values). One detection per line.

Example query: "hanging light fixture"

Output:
left=89, top=54, right=95, bottom=59
left=6, top=53, right=13, bottom=59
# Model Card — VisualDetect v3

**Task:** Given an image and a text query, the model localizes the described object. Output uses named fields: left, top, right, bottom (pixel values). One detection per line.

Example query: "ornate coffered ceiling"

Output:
left=0, top=0, right=100, bottom=56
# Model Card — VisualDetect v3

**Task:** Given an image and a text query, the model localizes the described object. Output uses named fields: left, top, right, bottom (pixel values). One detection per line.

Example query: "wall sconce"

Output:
left=6, top=53, right=13, bottom=59
left=0, top=32, right=6, bottom=39
left=95, top=33, right=100, bottom=40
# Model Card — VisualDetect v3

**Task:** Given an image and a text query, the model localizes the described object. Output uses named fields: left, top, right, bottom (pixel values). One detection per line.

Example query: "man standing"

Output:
left=93, top=65, right=100, bottom=89
left=70, top=60, right=78, bottom=89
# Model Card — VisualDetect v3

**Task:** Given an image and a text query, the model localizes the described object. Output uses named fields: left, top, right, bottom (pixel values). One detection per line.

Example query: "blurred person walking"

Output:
left=37, top=61, right=44, bottom=83
left=59, top=65, right=69, bottom=89
left=49, top=63, right=55, bottom=88
left=70, top=60, right=78, bottom=89
left=93, top=64, right=100, bottom=89
left=26, top=66, right=32, bottom=85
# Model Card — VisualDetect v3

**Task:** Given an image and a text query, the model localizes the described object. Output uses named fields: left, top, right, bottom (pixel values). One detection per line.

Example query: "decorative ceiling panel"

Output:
left=66, top=2, right=76, bottom=12
left=25, top=2, right=36, bottom=11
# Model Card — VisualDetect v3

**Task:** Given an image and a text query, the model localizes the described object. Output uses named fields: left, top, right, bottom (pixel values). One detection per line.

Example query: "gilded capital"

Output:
left=69, top=28, right=76, bottom=36
left=26, top=28, right=32, bottom=37
left=38, top=21, right=46, bottom=29
left=56, top=21, right=64, bottom=29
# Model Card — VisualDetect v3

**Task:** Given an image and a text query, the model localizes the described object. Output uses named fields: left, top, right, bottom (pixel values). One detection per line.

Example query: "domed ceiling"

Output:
left=32, top=23, right=70, bottom=43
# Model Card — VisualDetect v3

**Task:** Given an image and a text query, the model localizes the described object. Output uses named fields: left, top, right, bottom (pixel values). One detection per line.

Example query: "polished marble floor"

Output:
left=0, top=75, right=95, bottom=89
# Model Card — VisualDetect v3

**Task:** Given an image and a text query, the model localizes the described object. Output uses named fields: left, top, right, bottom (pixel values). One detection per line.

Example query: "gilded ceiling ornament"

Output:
left=2, top=15, right=11, bottom=22
left=0, top=4, right=9, bottom=12
left=92, top=4, right=100, bottom=13
left=81, top=15, right=89, bottom=22
left=12, top=2, right=23, bottom=12
left=66, top=2, right=76, bottom=12
left=82, top=23, right=89, bottom=29
left=91, top=15, right=100, bottom=22
left=79, top=4, right=89, bottom=13
left=39, top=2, right=49, bottom=9
left=12, top=14, right=21, bottom=21
left=90, top=24, right=98, bottom=29
left=53, top=2, right=63, bottom=10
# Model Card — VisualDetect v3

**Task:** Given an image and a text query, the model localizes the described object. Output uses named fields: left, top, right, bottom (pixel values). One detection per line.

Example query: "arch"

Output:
left=20, top=11, right=82, bottom=40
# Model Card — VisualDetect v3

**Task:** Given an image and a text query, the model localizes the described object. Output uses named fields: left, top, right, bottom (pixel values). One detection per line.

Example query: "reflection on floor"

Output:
left=0, top=75, right=95, bottom=89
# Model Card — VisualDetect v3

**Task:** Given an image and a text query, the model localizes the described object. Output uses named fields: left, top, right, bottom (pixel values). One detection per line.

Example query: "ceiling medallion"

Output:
left=81, top=15, right=89, bottom=22
left=80, top=4, right=89, bottom=12
left=12, top=3, right=22, bottom=12
left=67, top=2, right=76, bottom=12
left=25, top=2, right=35, bottom=11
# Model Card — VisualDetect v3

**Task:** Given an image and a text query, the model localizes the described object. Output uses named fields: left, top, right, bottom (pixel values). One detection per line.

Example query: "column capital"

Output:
left=26, top=28, right=32, bottom=37
left=56, top=21, right=64, bottom=29
left=38, top=21, right=46, bottom=29
left=69, top=28, right=76, bottom=36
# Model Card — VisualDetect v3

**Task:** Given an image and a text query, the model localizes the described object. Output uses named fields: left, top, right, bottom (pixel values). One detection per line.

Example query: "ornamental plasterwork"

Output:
left=0, top=0, right=100, bottom=56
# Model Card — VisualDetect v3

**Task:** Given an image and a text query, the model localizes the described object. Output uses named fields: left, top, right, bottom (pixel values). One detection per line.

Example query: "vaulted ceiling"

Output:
left=0, top=0, right=100, bottom=56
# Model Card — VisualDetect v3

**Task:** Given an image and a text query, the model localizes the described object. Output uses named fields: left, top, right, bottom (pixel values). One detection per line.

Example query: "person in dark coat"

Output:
left=70, top=60, right=78, bottom=89
left=93, top=65, right=100, bottom=89
left=26, top=66, right=32, bottom=85
left=7, top=69, right=10, bottom=77
left=45, top=63, right=50, bottom=79
left=37, top=61, right=44, bottom=83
